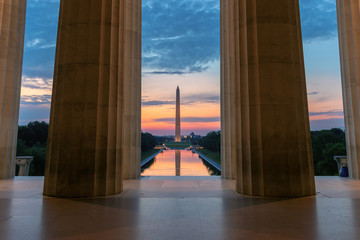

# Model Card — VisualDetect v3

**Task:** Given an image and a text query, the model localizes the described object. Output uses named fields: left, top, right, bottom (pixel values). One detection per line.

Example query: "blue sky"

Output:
left=19, top=0, right=344, bottom=134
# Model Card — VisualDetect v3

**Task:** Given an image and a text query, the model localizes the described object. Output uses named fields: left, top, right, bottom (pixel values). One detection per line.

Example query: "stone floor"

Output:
left=0, top=176, right=360, bottom=240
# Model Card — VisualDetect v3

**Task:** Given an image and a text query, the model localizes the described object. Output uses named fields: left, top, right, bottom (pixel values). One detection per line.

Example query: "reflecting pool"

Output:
left=141, top=149, right=220, bottom=176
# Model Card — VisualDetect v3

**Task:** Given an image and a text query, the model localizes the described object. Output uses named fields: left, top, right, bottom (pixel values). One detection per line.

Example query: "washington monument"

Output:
left=175, top=86, right=181, bottom=142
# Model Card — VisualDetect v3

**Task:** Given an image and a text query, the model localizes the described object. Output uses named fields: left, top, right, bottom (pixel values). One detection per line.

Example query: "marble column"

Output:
left=121, top=0, right=142, bottom=180
left=221, top=0, right=315, bottom=197
left=43, top=0, right=141, bottom=197
left=0, top=0, right=27, bottom=179
left=337, top=0, right=360, bottom=179
left=220, top=0, right=237, bottom=180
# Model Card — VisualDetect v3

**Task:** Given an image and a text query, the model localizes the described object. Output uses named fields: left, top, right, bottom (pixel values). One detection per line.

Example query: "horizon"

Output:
left=18, top=120, right=345, bottom=138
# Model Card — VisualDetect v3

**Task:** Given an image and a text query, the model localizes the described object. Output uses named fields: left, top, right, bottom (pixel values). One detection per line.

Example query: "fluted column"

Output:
left=221, top=0, right=315, bottom=197
left=337, top=0, right=360, bottom=179
left=220, top=0, right=237, bottom=180
left=121, top=0, right=141, bottom=179
left=0, top=0, right=27, bottom=179
left=44, top=0, right=141, bottom=197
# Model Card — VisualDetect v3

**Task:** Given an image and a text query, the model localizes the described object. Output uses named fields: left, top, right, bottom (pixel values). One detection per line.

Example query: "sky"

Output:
left=19, top=0, right=344, bottom=136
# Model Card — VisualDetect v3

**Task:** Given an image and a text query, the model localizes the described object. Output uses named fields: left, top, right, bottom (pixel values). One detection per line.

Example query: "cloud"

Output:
left=144, top=71, right=188, bottom=75
left=142, top=100, right=176, bottom=106
left=21, top=94, right=52, bottom=105
left=142, top=0, right=338, bottom=75
left=154, top=117, right=220, bottom=123
left=182, top=94, right=220, bottom=104
left=22, top=0, right=59, bottom=78
left=21, top=76, right=53, bottom=90
left=142, top=94, right=220, bottom=107
left=299, top=0, right=338, bottom=41
left=25, top=38, right=56, bottom=49
left=151, top=36, right=184, bottom=41
left=39, top=43, right=56, bottom=49
left=307, top=91, right=319, bottom=95
left=22, top=0, right=338, bottom=80
left=142, top=0, right=220, bottom=74
left=26, top=38, right=42, bottom=48
left=309, top=110, right=343, bottom=117
left=20, top=76, right=52, bottom=105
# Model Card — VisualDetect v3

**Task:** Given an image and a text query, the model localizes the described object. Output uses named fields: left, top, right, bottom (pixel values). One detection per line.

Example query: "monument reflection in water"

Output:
left=175, top=150, right=181, bottom=176
left=141, top=150, right=220, bottom=176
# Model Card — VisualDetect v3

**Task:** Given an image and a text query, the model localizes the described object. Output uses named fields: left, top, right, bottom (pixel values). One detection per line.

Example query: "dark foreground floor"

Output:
left=0, top=176, right=360, bottom=240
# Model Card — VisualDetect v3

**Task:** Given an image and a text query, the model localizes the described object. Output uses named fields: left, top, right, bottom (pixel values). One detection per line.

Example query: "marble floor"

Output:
left=0, top=176, right=360, bottom=240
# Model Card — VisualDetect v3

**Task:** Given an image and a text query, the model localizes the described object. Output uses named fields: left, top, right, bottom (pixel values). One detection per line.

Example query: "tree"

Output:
left=16, top=121, right=49, bottom=176
left=27, top=145, right=47, bottom=176
left=18, top=121, right=49, bottom=147
left=199, top=131, right=221, bottom=153
left=16, top=139, right=31, bottom=156
left=141, top=132, right=157, bottom=152
left=311, top=128, right=346, bottom=176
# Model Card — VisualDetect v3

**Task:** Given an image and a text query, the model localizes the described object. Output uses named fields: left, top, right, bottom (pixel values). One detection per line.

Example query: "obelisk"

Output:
left=175, top=86, right=181, bottom=142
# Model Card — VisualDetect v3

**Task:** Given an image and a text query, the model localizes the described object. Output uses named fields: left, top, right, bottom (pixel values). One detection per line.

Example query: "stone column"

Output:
left=221, top=0, right=315, bottom=197
left=0, top=0, right=27, bottom=179
left=121, top=0, right=142, bottom=180
left=220, top=0, right=237, bottom=180
left=43, top=0, right=141, bottom=197
left=337, top=0, right=360, bottom=179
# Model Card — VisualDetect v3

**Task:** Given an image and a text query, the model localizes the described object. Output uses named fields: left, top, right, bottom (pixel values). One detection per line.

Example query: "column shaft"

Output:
left=121, top=0, right=141, bottom=179
left=337, top=0, right=360, bottom=179
left=220, top=0, right=238, bottom=179
left=0, top=0, right=27, bottom=179
left=221, top=0, right=315, bottom=197
left=44, top=0, right=141, bottom=197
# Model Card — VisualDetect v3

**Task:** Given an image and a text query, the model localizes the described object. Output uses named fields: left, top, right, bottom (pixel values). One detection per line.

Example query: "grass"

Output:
left=141, top=149, right=161, bottom=161
left=197, top=149, right=221, bottom=165
left=164, top=142, right=191, bottom=149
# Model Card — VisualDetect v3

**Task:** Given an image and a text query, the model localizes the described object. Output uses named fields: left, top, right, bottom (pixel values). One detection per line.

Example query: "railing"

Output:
left=141, top=150, right=163, bottom=167
left=192, top=149, right=221, bottom=171
left=333, top=156, right=348, bottom=177
left=15, top=156, right=33, bottom=176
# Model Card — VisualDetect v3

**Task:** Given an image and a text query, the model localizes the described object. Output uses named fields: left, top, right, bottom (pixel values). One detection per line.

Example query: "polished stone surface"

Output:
left=1, top=176, right=360, bottom=239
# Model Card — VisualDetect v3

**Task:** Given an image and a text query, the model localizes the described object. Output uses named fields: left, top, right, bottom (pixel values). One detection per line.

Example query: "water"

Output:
left=141, top=149, right=220, bottom=176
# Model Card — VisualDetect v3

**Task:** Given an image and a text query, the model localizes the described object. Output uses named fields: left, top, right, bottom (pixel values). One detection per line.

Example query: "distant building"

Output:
left=183, top=132, right=202, bottom=142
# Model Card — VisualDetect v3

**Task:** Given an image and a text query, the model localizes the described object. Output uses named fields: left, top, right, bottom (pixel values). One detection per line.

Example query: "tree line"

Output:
left=311, top=128, right=346, bottom=175
left=194, top=131, right=221, bottom=153
left=16, top=121, right=48, bottom=176
left=141, top=132, right=157, bottom=152
left=15, top=122, right=346, bottom=176
left=197, top=129, right=346, bottom=176
left=16, top=124, right=160, bottom=176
